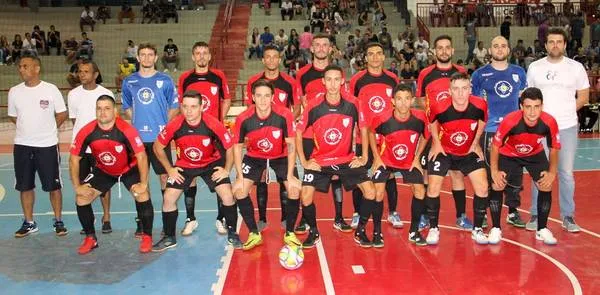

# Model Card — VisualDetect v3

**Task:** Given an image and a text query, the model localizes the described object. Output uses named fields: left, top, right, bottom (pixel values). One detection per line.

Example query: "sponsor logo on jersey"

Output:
left=324, top=128, right=343, bottom=145
left=224, top=133, right=232, bottom=143
left=184, top=147, right=203, bottom=161
left=137, top=87, right=154, bottom=105
left=99, top=152, right=116, bottom=166
left=435, top=91, right=450, bottom=102
left=156, top=80, right=163, bottom=88
left=515, top=144, right=533, bottom=154
left=392, top=144, right=409, bottom=160
left=272, top=130, right=281, bottom=139
left=115, top=145, right=123, bottom=153
left=342, top=118, right=351, bottom=128
left=211, top=86, right=218, bottom=95
left=202, top=138, right=211, bottom=146
left=369, top=96, right=386, bottom=113
left=85, top=146, right=92, bottom=154
left=494, top=80, right=513, bottom=98
left=257, top=138, right=273, bottom=152
left=450, top=132, right=469, bottom=146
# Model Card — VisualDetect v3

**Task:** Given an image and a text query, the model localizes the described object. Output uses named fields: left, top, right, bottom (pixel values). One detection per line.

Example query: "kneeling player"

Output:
left=370, top=84, right=430, bottom=246
left=232, top=80, right=302, bottom=250
left=489, top=87, right=560, bottom=245
left=70, top=95, right=154, bottom=255
left=152, top=90, right=242, bottom=251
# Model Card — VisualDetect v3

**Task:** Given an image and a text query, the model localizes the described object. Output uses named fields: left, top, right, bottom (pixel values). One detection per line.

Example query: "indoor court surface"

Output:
left=1, top=137, right=600, bottom=295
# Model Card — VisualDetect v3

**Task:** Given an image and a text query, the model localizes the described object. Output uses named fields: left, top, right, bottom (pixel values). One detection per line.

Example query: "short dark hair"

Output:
left=263, top=45, right=279, bottom=54
left=450, top=72, right=470, bottom=83
left=323, top=64, right=343, bottom=75
left=80, top=59, right=100, bottom=73
left=20, top=53, right=41, bottom=66
left=366, top=42, right=384, bottom=52
left=251, top=79, right=274, bottom=95
left=434, top=35, right=452, bottom=48
left=97, top=94, right=115, bottom=105
left=520, top=87, right=544, bottom=104
left=182, top=90, right=203, bottom=103
left=313, top=33, right=331, bottom=42
left=393, top=83, right=414, bottom=97
left=546, top=27, right=568, bottom=43
left=137, top=42, right=157, bottom=55
left=167, top=38, right=173, bottom=42
left=192, top=41, right=209, bottom=52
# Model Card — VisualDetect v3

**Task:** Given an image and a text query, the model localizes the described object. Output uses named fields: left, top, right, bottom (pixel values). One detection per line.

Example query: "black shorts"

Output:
left=13, top=144, right=62, bottom=192
left=144, top=142, right=172, bottom=175
left=428, top=152, right=485, bottom=177
left=499, top=152, right=549, bottom=186
left=242, top=155, right=298, bottom=183
left=354, top=143, right=374, bottom=169
left=372, top=166, right=424, bottom=184
left=79, top=154, right=95, bottom=181
left=166, top=159, right=230, bottom=192
left=419, top=139, right=432, bottom=169
left=302, top=163, right=370, bottom=193
left=82, top=166, right=140, bottom=195
left=302, top=138, right=314, bottom=161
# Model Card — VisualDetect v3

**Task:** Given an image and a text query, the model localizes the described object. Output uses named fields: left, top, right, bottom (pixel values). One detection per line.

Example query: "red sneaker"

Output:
left=78, top=236, right=98, bottom=255
left=139, top=234, right=152, bottom=253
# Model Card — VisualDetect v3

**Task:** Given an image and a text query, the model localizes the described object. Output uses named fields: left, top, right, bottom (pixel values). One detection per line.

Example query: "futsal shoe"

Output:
left=243, top=232, right=263, bottom=251
left=302, top=230, right=321, bottom=249
left=294, top=221, right=310, bottom=235
left=53, top=219, right=68, bottom=236
left=562, top=217, right=581, bottom=233
left=372, top=232, right=384, bottom=248
left=350, top=213, right=359, bottom=229
left=15, top=220, right=38, bottom=238
left=387, top=212, right=403, bottom=228
left=488, top=227, right=502, bottom=245
left=354, top=228, right=372, bottom=248
left=284, top=232, right=302, bottom=247
left=426, top=227, right=440, bottom=245
left=216, top=219, right=228, bottom=235
left=78, top=236, right=98, bottom=255
left=471, top=228, right=489, bottom=245
left=102, top=221, right=113, bottom=234
left=408, top=231, right=427, bottom=246
left=181, top=218, right=198, bottom=236
left=418, top=215, right=430, bottom=231
left=456, top=214, right=474, bottom=230
left=227, top=232, right=243, bottom=249
left=536, top=228, right=558, bottom=245
left=506, top=212, right=526, bottom=228
left=139, top=234, right=153, bottom=253
left=333, top=219, right=353, bottom=233
left=135, top=217, right=143, bottom=238
left=152, top=236, right=178, bottom=252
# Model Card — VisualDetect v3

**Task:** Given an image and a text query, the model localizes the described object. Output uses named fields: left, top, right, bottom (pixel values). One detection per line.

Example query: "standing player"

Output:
left=295, top=34, right=350, bottom=233
left=349, top=42, right=400, bottom=229
left=70, top=95, right=154, bottom=254
left=233, top=80, right=302, bottom=249
left=416, top=35, right=473, bottom=230
left=122, top=43, right=179, bottom=237
left=244, top=45, right=301, bottom=231
left=8, top=54, right=68, bottom=237
left=294, top=65, right=376, bottom=248
left=489, top=87, right=560, bottom=245
left=68, top=59, right=115, bottom=234
left=151, top=90, right=242, bottom=251
left=526, top=28, right=589, bottom=232
left=426, top=72, right=489, bottom=245
left=178, top=41, right=232, bottom=235
left=471, top=36, right=528, bottom=229
left=370, top=84, right=430, bottom=246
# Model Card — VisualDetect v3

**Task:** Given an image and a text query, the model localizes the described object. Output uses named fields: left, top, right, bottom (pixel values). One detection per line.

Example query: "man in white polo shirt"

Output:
left=526, top=27, right=590, bottom=233
left=8, top=54, right=69, bottom=238
left=68, top=59, right=114, bottom=235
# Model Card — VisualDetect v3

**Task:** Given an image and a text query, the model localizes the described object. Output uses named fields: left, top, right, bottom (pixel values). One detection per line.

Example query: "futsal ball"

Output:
left=279, top=244, right=304, bottom=270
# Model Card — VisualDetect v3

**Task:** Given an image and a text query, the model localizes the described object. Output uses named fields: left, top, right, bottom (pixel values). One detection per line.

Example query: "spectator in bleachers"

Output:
left=160, top=0, right=179, bottom=23
left=281, top=0, right=294, bottom=20
left=311, top=7, right=326, bottom=32
left=527, top=39, right=546, bottom=59
left=414, top=34, right=429, bottom=51
left=31, top=25, right=46, bottom=55
left=401, top=25, right=416, bottom=43
left=543, top=0, right=556, bottom=24
left=538, top=18, right=549, bottom=44
left=500, top=16, right=511, bottom=42
left=66, top=56, right=84, bottom=88
left=464, top=16, right=478, bottom=64
left=387, top=60, right=399, bottom=77
left=573, top=46, right=588, bottom=69
left=283, top=42, right=301, bottom=75
left=260, top=26, right=275, bottom=56
left=115, top=57, right=136, bottom=90
left=299, top=25, right=313, bottom=61
left=586, top=40, right=600, bottom=63
left=12, top=34, right=23, bottom=62
left=357, top=0, right=368, bottom=14
left=63, top=36, right=78, bottom=64
left=275, top=29, right=288, bottom=52
left=46, top=25, right=61, bottom=56
left=357, top=10, right=370, bottom=27
left=513, top=39, right=527, bottom=65
left=248, top=27, right=262, bottom=59
left=515, top=0, right=530, bottom=26
left=563, top=0, right=574, bottom=18
left=124, top=39, right=138, bottom=66
left=365, top=27, right=378, bottom=43
left=80, top=6, right=96, bottom=32
left=0, top=35, right=11, bottom=65
left=415, top=45, right=428, bottom=69
left=392, top=32, right=405, bottom=57
left=118, top=4, right=136, bottom=24
left=344, top=34, right=355, bottom=59
left=378, top=27, right=392, bottom=57
left=22, top=33, right=37, bottom=56
left=142, top=0, right=161, bottom=24
left=288, top=28, right=299, bottom=49
left=570, top=12, right=585, bottom=51
left=373, top=0, right=386, bottom=26
left=400, top=61, right=416, bottom=79
left=473, top=41, right=488, bottom=65
left=96, top=5, right=111, bottom=24
left=349, top=50, right=365, bottom=74
left=161, top=38, right=179, bottom=72
left=396, top=42, right=416, bottom=69
left=293, top=0, right=304, bottom=19
left=78, top=32, right=94, bottom=60
left=531, top=0, right=544, bottom=24
left=333, top=8, right=351, bottom=33
left=591, top=18, right=600, bottom=44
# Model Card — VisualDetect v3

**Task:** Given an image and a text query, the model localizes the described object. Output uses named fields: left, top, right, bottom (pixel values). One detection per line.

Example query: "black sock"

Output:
left=286, top=198, right=300, bottom=232
left=184, top=186, right=197, bottom=220
left=489, top=190, right=503, bottom=228
left=352, top=188, right=362, bottom=214
left=302, top=203, right=318, bottom=232
left=77, top=204, right=96, bottom=237
left=358, top=198, right=375, bottom=229
left=537, top=191, right=552, bottom=230
left=280, top=184, right=288, bottom=222
left=257, top=182, right=268, bottom=222
left=373, top=201, right=383, bottom=234
left=332, top=180, right=343, bottom=220
left=161, top=189, right=165, bottom=197
left=452, top=189, right=466, bottom=218
left=216, top=197, right=224, bottom=220
left=222, top=203, right=238, bottom=233
left=135, top=201, right=142, bottom=222
left=137, top=200, right=154, bottom=236
left=385, top=178, right=398, bottom=213
left=473, top=195, right=488, bottom=229
left=410, top=196, right=425, bottom=232
left=162, top=210, right=178, bottom=237
left=237, top=197, right=258, bottom=233
left=425, top=196, right=440, bottom=228
left=508, top=207, right=517, bottom=214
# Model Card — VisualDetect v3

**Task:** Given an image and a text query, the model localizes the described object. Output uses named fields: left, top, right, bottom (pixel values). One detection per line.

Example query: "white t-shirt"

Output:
left=473, top=47, right=488, bottom=63
left=281, top=1, right=293, bottom=9
left=81, top=10, right=94, bottom=18
left=527, top=56, right=590, bottom=129
left=414, top=39, right=429, bottom=51
left=68, top=85, right=114, bottom=143
left=8, top=81, right=67, bottom=147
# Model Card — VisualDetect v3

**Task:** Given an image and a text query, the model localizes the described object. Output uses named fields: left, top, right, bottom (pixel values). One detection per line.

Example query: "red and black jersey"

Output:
left=297, top=93, right=365, bottom=166
left=233, top=104, right=295, bottom=159
left=244, top=71, right=300, bottom=109
left=371, top=109, right=430, bottom=169
left=70, top=117, right=145, bottom=176
left=296, top=64, right=348, bottom=100
left=349, top=69, right=399, bottom=119
left=416, top=64, right=466, bottom=115
left=493, top=110, right=561, bottom=157
left=430, top=95, right=488, bottom=156
left=178, top=68, right=231, bottom=120
left=157, top=114, right=234, bottom=169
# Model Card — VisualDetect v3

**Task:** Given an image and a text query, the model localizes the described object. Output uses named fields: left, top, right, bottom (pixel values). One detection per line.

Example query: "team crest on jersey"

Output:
left=470, top=122, right=478, bottom=131
left=392, top=144, right=409, bottom=160
left=436, top=91, right=450, bottom=102
left=512, top=74, right=519, bottom=83
left=156, top=80, right=163, bottom=88
left=210, top=86, right=218, bottom=95
left=410, top=133, right=418, bottom=144
left=369, top=96, right=386, bottom=113
left=137, top=87, right=155, bottom=105
left=99, top=152, right=116, bottom=166
left=278, top=93, right=287, bottom=103
left=115, top=145, right=123, bottom=153
left=342, top=118, right=351, bottom=128
left=324, top=128, right=342, bottom=145
left=201, top=94, right=210, bottom=112
left=184, top=147, right=203, bottom=161
left=494, top=80, right=513, bottom=98
left=257, top=138, right=274, bottom=152
left=450, top=132, right=468, bottom=146
left=386, top=88, right=392, bottom=97
left=39, top=99, right=49, bottom=109
left=272, top=130, right=281, bottom=139
left=202, top=138, right=211, bottom=147
left=515, top=144, right=533, bottom=154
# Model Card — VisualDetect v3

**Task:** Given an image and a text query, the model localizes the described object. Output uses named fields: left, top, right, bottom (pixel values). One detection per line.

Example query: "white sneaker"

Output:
left=426, top=227, right=440, bottom=245
left=215, top=219, right=227, bottom=235
left=471, top=227, right=488, bottom=245
left=536, top=228, right=558, bottom=245
left=387, top=212, right=404, bottom=228
left=350, top=213, right=359, bottom=229
left=488, top=227, right=502, bottom=245
left=181, top=218, right=198, bottom=236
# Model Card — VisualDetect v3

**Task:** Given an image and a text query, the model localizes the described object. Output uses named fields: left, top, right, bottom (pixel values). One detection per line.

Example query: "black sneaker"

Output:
left=506, top=212, right=526, bottom=228
left=135, top=217, right=143, bottom=238
left=152, top=236, right=177, bottom=252
left=227, top=231, right=243, bottom=249
left=354, top=229, right=372, bottom=248
left=302, top=230, right=321, bottom=248
left=53, top=219, right=68, bottom=236
left=408, top=231, right=427, bottom=246
left=294, top=221, right=310, bottom=235
left=333, top=219, right=353, bottom=233
left=15, top=220, right=38, bottom=238
left=102, top=221, right=112, bottom=234
left=372, top=232, right=384, bottom=248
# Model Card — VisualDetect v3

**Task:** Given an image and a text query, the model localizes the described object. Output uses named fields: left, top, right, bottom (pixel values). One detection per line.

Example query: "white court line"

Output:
left=316, top=237, right=336, bottom=295
left=212, top=214, right=242, bottom=295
